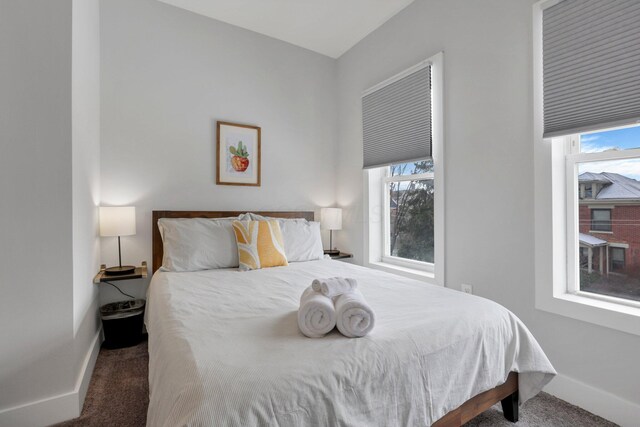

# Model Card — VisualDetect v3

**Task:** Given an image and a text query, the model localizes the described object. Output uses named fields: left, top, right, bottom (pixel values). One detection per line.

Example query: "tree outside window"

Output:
left=388, top=160, right=434, bottom=263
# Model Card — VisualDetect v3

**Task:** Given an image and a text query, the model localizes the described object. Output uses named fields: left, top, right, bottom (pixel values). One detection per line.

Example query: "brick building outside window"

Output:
left=579, top=172, right=640, bottom=301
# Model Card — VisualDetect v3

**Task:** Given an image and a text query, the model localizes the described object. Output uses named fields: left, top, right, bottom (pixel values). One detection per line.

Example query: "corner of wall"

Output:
left=0, top=327, right=102, bottom=427
left=545, top=373, right=640, bottom=427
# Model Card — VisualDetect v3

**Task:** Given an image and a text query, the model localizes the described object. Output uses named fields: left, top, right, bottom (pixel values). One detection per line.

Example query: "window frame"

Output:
left=534, top=0, right=640, bottom=336
left=590, top=209, right=612, bottom=232
left=363, top=52, right=444, bottom=286
left=382, top=167, right=435, bottom=272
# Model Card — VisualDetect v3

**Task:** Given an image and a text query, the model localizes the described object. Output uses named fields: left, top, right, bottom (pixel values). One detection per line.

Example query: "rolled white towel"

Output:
left=311, top=277, right=358, bottom=298
left=298, top=286, right=336, bottom=338
left=335, top=289, right=375, bottom=338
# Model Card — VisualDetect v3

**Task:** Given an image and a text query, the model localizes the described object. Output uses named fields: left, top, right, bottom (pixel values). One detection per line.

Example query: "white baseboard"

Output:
left=0, top=390, right=79, bottom=427
left=544, top=373, right=640, bottom=427
left=75, top=325, right=102, bottom=414
left=0, top=327, right=102, bottom=427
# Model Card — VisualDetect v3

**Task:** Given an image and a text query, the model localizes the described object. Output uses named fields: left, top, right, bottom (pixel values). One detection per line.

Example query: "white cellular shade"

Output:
left=543, top=0, right=640, bottom=138
left=320, top=208, right=342, bottom=230
left=99, top=207, right=136, bottom=237
left=362, top=64, right=431, bottom=169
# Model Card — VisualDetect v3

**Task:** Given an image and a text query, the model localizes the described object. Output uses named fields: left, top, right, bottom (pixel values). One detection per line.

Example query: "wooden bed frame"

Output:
left=432, top=372, right=518, bottom=426
left=150, top=210, right=519, bottom=426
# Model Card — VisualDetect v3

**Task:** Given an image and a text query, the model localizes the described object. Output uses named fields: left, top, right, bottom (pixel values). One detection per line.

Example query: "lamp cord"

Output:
left=103, top=280, right=136, bottom=300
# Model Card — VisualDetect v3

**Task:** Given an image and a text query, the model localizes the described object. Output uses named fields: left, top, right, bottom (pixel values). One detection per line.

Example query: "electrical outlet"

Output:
left=461, top=284, right=473, bottom=294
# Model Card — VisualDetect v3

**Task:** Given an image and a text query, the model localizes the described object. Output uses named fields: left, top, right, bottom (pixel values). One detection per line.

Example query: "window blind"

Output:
left=543, top=0, right=640, bottom=138
left=362, top=64, right=431, bottom=169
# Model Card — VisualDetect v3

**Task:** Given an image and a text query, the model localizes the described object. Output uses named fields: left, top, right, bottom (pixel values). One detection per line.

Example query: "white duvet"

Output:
left=145, top=260, right=555, bottom=426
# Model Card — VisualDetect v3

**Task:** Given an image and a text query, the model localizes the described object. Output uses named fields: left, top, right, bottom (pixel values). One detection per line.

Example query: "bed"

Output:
left=146, top=210, right=556, bottom=426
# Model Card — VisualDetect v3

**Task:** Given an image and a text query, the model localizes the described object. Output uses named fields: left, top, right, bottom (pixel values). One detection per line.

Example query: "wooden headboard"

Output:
left=152, top=210, right=315, bottom=272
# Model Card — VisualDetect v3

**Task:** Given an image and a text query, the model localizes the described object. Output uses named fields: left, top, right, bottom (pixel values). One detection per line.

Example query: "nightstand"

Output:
left=93, top=261, right=148, bottom=284
left=325, top=251, right=353, bottom=260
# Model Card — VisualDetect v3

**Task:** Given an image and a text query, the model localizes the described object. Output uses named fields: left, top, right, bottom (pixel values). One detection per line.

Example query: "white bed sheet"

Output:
left=145, top=260, right=555, bottom=426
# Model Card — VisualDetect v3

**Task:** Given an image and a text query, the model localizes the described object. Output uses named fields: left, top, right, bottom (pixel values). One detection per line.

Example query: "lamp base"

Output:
left=104, top=265, right=136, bottom=276
left=324, top=249, right=340, bottom=255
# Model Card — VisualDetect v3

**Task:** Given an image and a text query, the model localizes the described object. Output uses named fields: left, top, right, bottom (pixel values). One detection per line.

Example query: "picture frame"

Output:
left=216, top=121, right=261, bottom=186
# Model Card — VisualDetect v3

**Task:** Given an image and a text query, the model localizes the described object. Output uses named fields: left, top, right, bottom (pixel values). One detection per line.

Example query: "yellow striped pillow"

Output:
left=232, top=220, right=288, bottom=271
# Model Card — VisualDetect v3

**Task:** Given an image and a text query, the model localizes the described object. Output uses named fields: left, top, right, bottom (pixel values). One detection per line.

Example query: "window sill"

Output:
left=588, top=230, right=612, bottom=234
left=536, top=289, right=640, bottom=336
left=367, top=261, right=440, bottom=285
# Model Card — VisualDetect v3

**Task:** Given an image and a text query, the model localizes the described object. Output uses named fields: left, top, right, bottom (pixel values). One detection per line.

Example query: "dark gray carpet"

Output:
left=53, top=340, right=149, bottom=427
left=55, top=340, right=617, bottom=427
left=463, top=392, right=617, bottom=426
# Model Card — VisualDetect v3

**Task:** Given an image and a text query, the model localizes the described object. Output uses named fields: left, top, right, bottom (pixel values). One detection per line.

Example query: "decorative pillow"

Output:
left=238, top=213, right=324, bottom=262
left=158, top=217, right=239, bottom=271
left=232, top=220, right=289, bottom=271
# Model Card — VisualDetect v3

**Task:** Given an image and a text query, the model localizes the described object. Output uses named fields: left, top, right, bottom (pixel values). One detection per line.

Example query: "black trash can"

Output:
left=100, top=299, right=146, bottom=349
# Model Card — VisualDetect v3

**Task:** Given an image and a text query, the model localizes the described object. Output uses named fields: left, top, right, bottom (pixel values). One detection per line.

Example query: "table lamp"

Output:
left=321, top=207, right=342, bottom=255
left=100, top=206, right=136, bottom=276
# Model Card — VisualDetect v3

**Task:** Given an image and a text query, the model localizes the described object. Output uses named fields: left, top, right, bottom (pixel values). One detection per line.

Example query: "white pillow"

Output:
left=279, top=220, right=324, bottom=262
left=240, top=213, right=324, bottom=262
left=158, top=217, right=239, bottom=271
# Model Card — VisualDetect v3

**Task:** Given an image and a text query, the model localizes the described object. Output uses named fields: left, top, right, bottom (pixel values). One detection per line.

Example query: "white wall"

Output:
left=99, top=0, right=339, bottom=301
left=71, top=0, right=103, bottom=415
left=72, top=0, right=101, bottom=335
left=0, top=0, right=73, bottom=409
left=0, top=0, right=102, bottom=424
left=0, top=0, right=76, bottom=412
left=335, top=0, right=640, bottom=423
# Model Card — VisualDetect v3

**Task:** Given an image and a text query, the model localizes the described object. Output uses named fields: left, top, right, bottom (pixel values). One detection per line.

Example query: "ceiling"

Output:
left=157, top=0, right=416, bottom=58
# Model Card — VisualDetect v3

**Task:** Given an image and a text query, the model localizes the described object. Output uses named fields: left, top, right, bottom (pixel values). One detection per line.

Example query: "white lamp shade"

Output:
left=99, top=207, right=136, bottom=237
left=320, top=208, right=342, bottom=230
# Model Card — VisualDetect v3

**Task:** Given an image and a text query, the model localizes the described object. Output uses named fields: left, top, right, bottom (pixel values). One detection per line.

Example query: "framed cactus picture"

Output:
left=216, top=121, right=261, bottom=186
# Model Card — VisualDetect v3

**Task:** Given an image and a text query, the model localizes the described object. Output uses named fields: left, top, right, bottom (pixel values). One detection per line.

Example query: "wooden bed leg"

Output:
left=500, top=390, right=519, bottom=423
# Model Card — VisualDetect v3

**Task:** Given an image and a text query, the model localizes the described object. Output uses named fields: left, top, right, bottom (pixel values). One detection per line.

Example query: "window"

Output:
left=611, top=248, right=625, bottom=272
left=590, top=209, right=611, bottom=232
left=384, top=160, right=434, bottom=265
left=567, top=125, right=640, bottom=304
left=534, top=0, right=640, bottom=336
left=364, top=52, right=444, bottom=285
